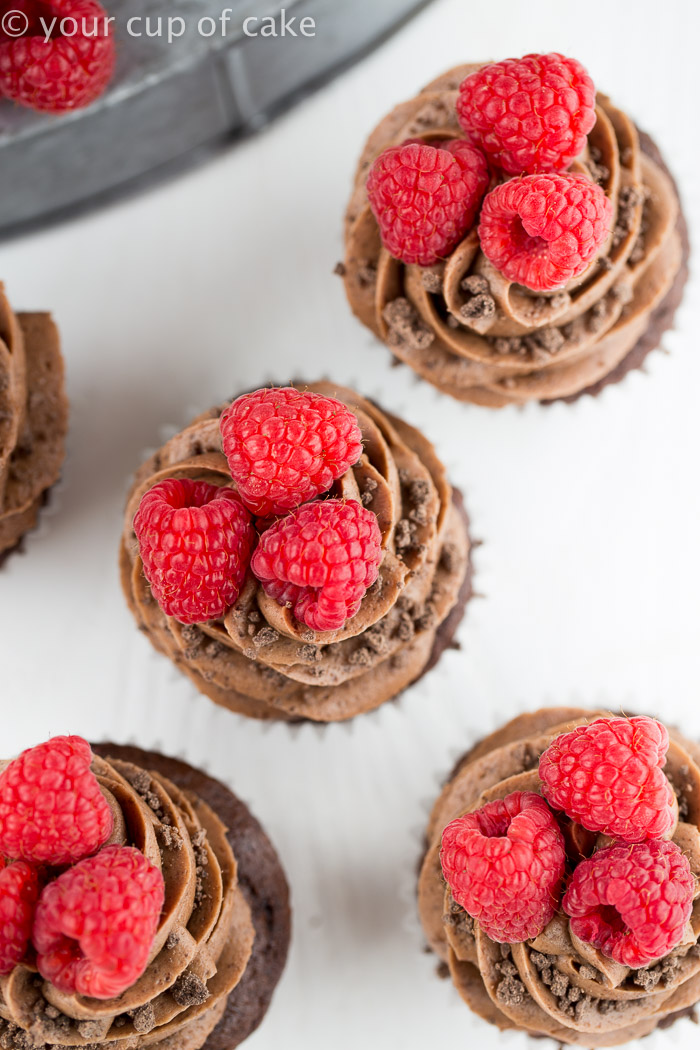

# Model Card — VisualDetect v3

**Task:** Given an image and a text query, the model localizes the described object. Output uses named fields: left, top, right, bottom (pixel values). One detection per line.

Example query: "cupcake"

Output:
left=342, top=53, right=688, bottom=406
left=418, top=708, right=700, bottom=1044
left=0, top=735, right=290, bottom=1048
left=0, top=284, right=67, bottom=560
left=120, top=382, right=473, bottom=723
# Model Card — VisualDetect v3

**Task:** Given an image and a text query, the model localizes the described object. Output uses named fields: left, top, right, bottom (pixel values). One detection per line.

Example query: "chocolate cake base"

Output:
left=93, top=744, right=291, bottom=1050
left=545, top=129, right=689, bottom=405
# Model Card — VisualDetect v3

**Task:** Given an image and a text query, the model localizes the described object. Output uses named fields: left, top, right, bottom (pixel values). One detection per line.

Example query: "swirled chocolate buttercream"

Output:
left=343, top=64, right=688, bottom=406
left=121, top=383, right=473, bottom=722
left=0, top=285, right=67, bottom=559
left=419, top=708, right=700, bottom=1045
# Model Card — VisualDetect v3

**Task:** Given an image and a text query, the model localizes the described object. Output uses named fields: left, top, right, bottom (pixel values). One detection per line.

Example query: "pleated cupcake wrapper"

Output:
left=401, top=696, right=699, bottom=1050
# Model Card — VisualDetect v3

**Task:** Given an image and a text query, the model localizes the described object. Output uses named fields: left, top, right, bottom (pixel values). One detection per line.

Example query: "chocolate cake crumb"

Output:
left=439, top=543, right=459, bottom=574
left=497, top=975, right=527, bottom=1006
left=334, top=261, right=346, bottom=277
left=364, top=623, right=390, bottom=654
left=181, top=624, right=203, bottom=648
left=205, top=641, right=223, bottom=658
left=383, top=298, right=435, bottom=351
left=493, top=335, right=525, bottom=356
left=634, top=954, right=682, bottom=990
left=446, top=314, right=460, bottom=328
left=421, top=266, right=444, bottom=293
left=586, top=300, right=609, bottom=333
left=158, top=823, right=182, bottom=850
left=588, top=145, right=610, bottom=185
left=361, top=477, right=378, bottom=506
left=395, top=612, right=415, bottom=642
left=613, top=186, right=645, bottom=246
left=436, top=960, right=450, bottom=979
left=578, top=964, right=600, bottom=982
left=394, top=519, right=413, bottom=550
left=171, top=972, right=210, bottom=1008
left=414, top=603, right=437, bottom=633
left=166, top=930, right=180, bottom=951
left=460, top=293, right=495, bottom=322
left=299, top=644, right=322, bottom=663
left=130, top=1004, right=156, bottom=1035
left=356, top=260, right=377, bottom=289
left=253, top=627, right=279, bottom=649
left=247, top=610, right=261, bottom=624
left=461, top=274, right=489, bottom=296
left=77, top=1020, right=106, bottom=1040
left=348, top=646, right=372, bottom=667
left=192, top=829, right=210, bottom=906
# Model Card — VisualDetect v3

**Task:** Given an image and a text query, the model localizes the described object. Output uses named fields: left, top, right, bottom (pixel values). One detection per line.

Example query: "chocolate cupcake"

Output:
left=342, top=54, right=688, bottom=406
left=418, top=708, right=700, bottom=1045
left=120, top=382, right=473, bottom=722
left=0, top=736, right=290, bottom=1049
left=0, top=285, right=67, bottom=560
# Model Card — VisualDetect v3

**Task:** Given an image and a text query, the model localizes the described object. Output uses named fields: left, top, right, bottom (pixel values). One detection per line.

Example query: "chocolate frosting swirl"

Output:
left=0, top=749, right=256, bottom=1050
left=343, top=64, right=687, bottom=406
left=0, top=284, right=67, bottom=558
left=120, top=383, right=472, bottom=723
left=418, top=708, right=700, bottom=1046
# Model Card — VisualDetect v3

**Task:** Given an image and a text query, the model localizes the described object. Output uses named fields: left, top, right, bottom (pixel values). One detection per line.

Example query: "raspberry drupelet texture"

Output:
left=0, top=736, right=113, bottom=866
left=251, top=498, right=383, bottom=632
left=220, top=387, right=364, bottom=519
left=33, top=844, right=165, bottom=999
left=134, top=478, right=256, bottom=625
left=478, top=172, right=613, bottom=292
left=0, top=0, right=115, bottom=113
left=456, top=53, right=596, bottom=175
left=0, top=861, right=40, bottom=975
left=539, top=716, right=676, bottom=843
left=440, top=791, right=566, bottom=943
left=563, top=840, right=695, bottom=968
left=366, top=139, right=489, bottom=266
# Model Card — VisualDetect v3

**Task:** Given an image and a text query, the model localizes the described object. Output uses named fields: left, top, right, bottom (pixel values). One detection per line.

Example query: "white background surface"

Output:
left=2, top=0, right=700, bottom=1046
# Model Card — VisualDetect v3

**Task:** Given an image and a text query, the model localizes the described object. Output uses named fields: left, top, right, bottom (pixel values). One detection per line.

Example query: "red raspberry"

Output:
left=563, top=840, right=694, bottom=967
left=251, top=499, right=382, bottom=632
left=539, top=716, right=676, bottom=843
left=478, top=173, right=612, bottom=291
left=440, top=791, right=566, bottom=943
left=456, top=53, right=596, bottom=175
left=0, top=861, right=40, bottom=974
left=134, top=478, right=256, bottom=625
left=33, top=844, right=164, bottom=999
left=366, top=139, right=489, bottom=266
left=0, top=0, right=115, bottom=113
left=0, top=736, right=113, bottom=866
left=220, top=388, right=364, bottom=519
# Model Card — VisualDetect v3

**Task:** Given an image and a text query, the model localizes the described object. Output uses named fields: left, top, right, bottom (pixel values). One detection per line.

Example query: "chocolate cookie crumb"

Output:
left=334, top=261, right=346, bottom=277
left=253, top=627, right=279, bottom=649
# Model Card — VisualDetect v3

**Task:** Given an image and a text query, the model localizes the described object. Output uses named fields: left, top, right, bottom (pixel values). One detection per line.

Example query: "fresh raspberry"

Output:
left=366, top=139, right=489, bottom=266
left=251, top=499, right=382, bottom=632
left=0, top=0, right=115, bottom=113
left=456, top=53, right=596, bottom=175
left=539, top=716, right=676, bottom=843
left=33, top=844, right=164, bottom=999
left=563, top=840, right=694, bottom=967
left=0, top=862, right=40, bottom=974
left=478, top=173, right=612, bottom=291
left=440, top=791, right=566, bottom=943
left=134, top=478, right=256, bottom=625
left=0, top=736, right=113, bottom=866
left=220, top=388, right=364, bottom=519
